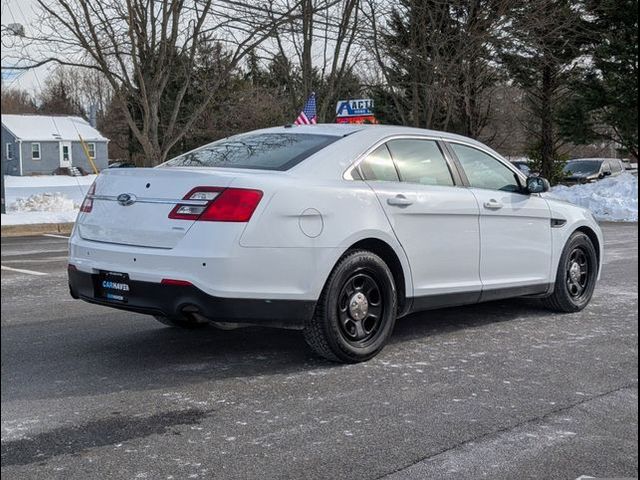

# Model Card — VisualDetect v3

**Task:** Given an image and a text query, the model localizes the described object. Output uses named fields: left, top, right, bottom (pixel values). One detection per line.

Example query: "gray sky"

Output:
left=1, top=0, right=53, bottom=93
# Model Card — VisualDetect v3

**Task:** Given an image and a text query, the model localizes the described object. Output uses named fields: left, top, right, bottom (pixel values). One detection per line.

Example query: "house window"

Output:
left=87, top=143, right=96, bottom=158
left=32, top=143, right=41, bottom=160
left=6, top=143, right=13, bottom=160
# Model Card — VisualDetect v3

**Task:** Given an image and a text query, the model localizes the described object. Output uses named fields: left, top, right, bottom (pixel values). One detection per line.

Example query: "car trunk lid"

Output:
left=77, top=168, right=237, bottom=248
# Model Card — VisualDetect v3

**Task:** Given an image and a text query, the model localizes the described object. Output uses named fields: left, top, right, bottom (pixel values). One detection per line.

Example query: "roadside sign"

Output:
left=335, top=99, right=378, bottom=124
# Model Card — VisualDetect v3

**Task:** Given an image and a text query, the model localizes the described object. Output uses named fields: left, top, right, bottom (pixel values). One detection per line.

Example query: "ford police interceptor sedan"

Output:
left=68, top=124, right=603, bottom=363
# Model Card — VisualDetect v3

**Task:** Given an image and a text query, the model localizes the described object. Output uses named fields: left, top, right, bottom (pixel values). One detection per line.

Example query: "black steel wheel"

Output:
left=304, top=250, right=397, bottom=363
left=543, top=232, right=598, bottom=312
left=566, top=247, right=590, bottom=300
left=337, top=271, right=385, bottom=347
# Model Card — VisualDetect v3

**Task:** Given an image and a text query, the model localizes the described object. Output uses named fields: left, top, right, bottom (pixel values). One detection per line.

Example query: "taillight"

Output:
left=80, top=182, right=96, bottom=213
left=169, top=187, right=263, bottom=222
left=168, top=187, right=223, bottom=220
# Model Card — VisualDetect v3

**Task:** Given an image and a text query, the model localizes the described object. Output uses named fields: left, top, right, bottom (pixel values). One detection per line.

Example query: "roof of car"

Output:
left=253, top=123, right=488, bottom=148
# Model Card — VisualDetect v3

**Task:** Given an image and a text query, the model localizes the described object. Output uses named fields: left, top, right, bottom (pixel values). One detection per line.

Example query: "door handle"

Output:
left=387, top=195, right=413, bottom=207
left=483, top=199, right=503, bottom=210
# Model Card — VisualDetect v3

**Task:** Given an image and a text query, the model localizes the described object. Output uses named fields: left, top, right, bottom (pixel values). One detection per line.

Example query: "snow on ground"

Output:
left=547, top=172, right=638, bottom=222
left=2, top=175, right=93, bottom=225
left=10, top=193, right=77, bottom=212
left=4, top=174, right=96, bottom=188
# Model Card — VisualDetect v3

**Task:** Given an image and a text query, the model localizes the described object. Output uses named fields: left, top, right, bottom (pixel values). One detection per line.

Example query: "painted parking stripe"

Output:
left=42, top=234, right=70, bottom=239
left=1, top=265, right=48, bottom=276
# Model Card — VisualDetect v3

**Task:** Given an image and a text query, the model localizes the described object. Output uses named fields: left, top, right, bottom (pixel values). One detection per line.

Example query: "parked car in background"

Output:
left=108, top=161, right=137, bottom=168
left=511, top=160, right=534, bottom=176
left=562, top=158, right=625, bottom=184
left=621, top=159, right=638, bottom=172
left=68, top=125, right=603, bottom=363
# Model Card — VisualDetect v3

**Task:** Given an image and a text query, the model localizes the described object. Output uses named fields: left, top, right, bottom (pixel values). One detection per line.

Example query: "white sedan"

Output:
left=68, top=125, right=603, bottom=363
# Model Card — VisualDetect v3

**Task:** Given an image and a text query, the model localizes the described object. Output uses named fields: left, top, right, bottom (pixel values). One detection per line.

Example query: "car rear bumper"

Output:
left=68, top=268, right=314, bottom=329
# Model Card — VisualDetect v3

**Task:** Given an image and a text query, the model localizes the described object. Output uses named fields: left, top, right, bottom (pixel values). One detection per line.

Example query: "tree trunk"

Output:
left=301, top=0, right=314, bottom=97
left=540, top=63, right=555, bottom=180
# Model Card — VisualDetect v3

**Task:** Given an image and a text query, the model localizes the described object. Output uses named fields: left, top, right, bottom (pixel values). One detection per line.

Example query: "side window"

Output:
left=87, top=143, right=96, bottom=158
left=359, top=144, right=399, bottom=182
left=450, top=143, right=521, bottom=193
left=32, top=143, right=41, bottom=160
left=386, top=139, right=454, bottom=186
left=6, top=143, right=13, bottom=160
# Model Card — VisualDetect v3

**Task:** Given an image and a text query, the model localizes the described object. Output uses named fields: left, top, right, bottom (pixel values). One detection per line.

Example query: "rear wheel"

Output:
left=304, top=250, right=397, bottom=363
left=543, top=232, right=598, bottom=312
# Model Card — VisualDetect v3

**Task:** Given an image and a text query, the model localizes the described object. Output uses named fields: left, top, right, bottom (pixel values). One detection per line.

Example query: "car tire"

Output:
left=303, top=250, right=397, bottom=363
left=543, top=232, right=598, bottom=313
left=153, top=314, right=209, bottom=329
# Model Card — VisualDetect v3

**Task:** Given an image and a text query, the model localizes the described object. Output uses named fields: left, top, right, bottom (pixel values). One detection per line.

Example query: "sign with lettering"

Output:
left=336, top=99, right=375, bottom=118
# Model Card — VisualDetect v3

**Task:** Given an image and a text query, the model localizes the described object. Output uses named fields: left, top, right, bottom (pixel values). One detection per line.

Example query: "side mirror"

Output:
left=603, top=170, right=612, bottom=176
left=526, top=176, right=550, bottom=194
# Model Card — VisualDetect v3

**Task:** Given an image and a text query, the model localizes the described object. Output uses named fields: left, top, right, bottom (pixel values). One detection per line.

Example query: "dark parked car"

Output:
left=511, top=160, right=533, bottom=176
left=108, top=161, right=136, bottom=168
left=562, top=158, right=624, bottom=185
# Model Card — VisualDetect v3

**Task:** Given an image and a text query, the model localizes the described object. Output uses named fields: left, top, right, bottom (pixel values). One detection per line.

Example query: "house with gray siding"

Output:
left=1, top=114, right=109, bottom=175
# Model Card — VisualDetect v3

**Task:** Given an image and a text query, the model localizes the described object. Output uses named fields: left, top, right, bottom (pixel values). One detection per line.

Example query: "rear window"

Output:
left=161, top=133, right=339, bottom=171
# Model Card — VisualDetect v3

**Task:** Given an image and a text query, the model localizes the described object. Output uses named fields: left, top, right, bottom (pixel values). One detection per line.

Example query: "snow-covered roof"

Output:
left=1, top=114, right=108, bottom=142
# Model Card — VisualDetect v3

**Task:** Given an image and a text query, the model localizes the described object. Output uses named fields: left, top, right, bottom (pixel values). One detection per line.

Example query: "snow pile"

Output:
left=547, top=173, right=638, bottom=222
left=2, top=174, right=94, bottom=225
left=9, top=193, right=78, bottom=213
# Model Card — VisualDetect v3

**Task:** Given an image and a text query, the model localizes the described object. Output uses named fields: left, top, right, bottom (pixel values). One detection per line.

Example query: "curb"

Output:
left=1, top=222, right=74, bottom=237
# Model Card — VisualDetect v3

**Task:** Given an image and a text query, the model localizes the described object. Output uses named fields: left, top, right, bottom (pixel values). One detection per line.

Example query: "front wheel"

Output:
left=543, top=232, right=598, bottom=312
left=303, top=250, right=397, bottom=363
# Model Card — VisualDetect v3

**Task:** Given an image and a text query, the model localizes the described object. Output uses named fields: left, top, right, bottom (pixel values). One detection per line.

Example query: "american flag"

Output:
left=294, top=93, right=317, bottom=125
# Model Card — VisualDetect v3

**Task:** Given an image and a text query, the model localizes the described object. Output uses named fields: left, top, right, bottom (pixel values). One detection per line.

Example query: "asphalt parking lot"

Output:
left=1, top=224, right=638, bottom=480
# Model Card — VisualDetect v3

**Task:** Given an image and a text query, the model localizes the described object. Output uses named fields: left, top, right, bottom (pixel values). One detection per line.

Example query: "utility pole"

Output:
left=1, top=154, right=6, bottom=214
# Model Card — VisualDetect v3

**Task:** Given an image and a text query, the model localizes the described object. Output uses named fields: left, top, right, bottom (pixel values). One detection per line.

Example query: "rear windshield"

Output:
left=161, top=133, right=339, bottom=171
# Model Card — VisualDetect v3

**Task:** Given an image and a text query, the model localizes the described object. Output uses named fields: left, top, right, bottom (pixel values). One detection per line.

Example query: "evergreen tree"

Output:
left=500, top=0, right=588, bottom=183
left=372, top=0, right=506, bottom=138
left=558, top=0, right=638, bottom=160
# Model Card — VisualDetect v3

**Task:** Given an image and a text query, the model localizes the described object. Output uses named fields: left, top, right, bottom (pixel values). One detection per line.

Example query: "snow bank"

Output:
left=9, top=193, right=78, bottom=213
left=1, top=192, right=80, bottom=226
left=2, top=174, right=94, bottom=225
left=547, top=173, right=638, bottom=222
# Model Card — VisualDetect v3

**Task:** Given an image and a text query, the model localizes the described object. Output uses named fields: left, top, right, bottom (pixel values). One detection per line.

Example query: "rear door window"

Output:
left=161, top=133, right=339, bottom=171
left=386, top=139, right=454, bottom=186
left=359, top=144, right=400, bottom=182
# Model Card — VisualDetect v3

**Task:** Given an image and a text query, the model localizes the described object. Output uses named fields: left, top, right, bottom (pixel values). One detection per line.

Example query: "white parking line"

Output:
left=1, top=265, right=48, bottom=276
left=42, top=234, right=70, bottom=239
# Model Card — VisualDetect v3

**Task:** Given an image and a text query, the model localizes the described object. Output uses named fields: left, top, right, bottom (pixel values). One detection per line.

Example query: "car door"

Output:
left=447, top=142, right=552, bottom=299
left=358, top=139, right=482, bottom=307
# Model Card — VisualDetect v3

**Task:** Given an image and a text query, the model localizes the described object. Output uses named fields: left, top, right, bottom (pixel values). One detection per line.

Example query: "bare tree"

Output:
left=363, top=0, right=513, bottom=136
left=267, top=0, right=362, bottom=121
left=0, top=86, right=38, bottom=114
left=9, top=0, right=303, bottom=165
